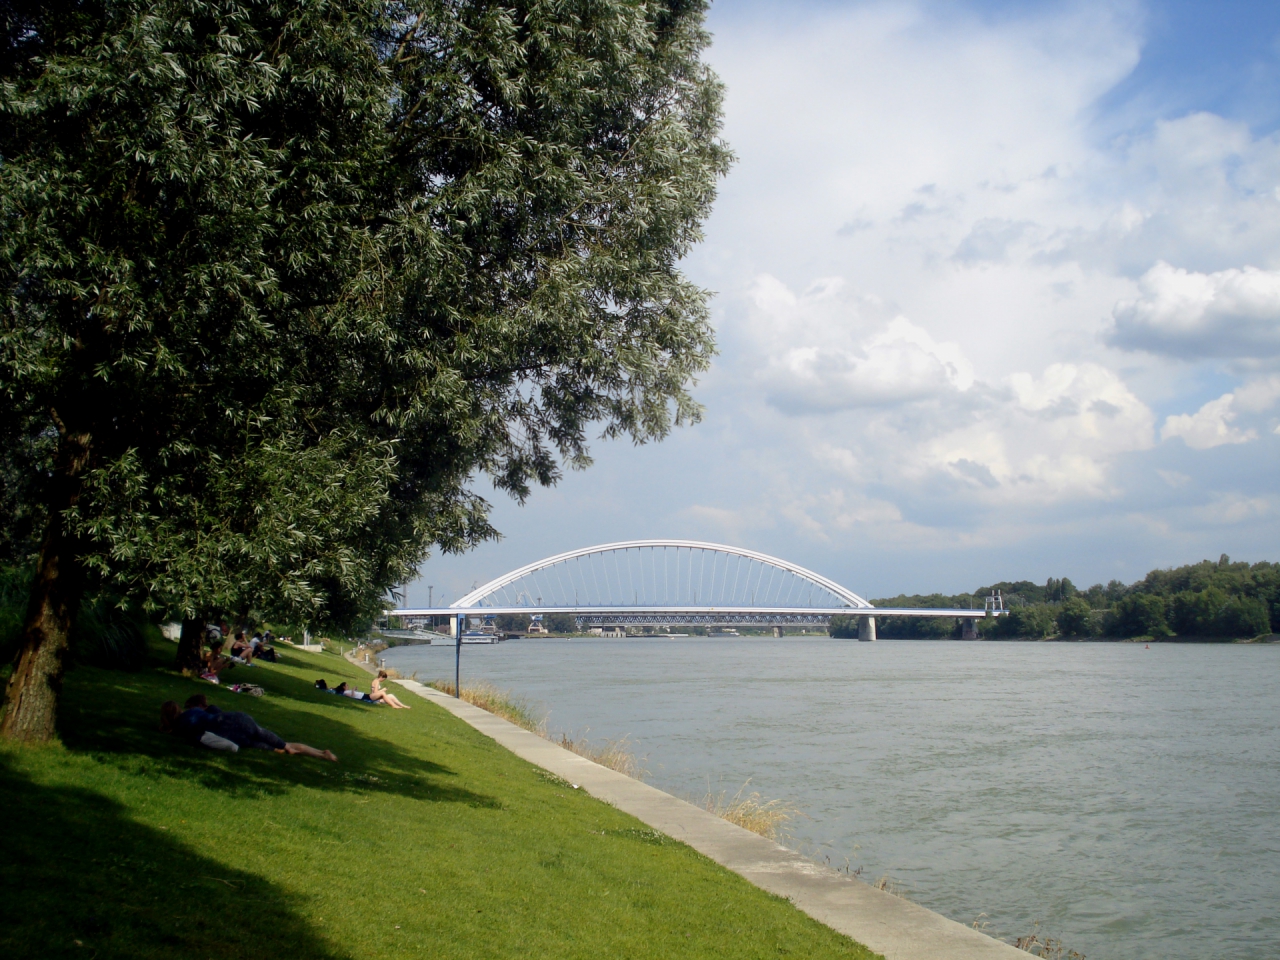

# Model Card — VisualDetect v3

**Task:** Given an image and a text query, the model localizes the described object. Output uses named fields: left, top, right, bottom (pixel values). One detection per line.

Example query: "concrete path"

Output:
left=388, top=673, right=1028, bottom=960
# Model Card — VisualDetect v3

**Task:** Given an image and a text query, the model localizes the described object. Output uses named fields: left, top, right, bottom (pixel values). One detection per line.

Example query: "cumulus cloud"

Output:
left=1162, top=393, right=1257, bottom=449
left=414, top=2, right=1280, bottom=601
left=745, top=274, right=973, bottom=413
left=924, top=363, right=1155, bottom=499
left=1233, top=375, right=1280, bottom=412
left=741, top=275, right=1156, bottom=501
left=1109, top=261, right=1280, bottom=359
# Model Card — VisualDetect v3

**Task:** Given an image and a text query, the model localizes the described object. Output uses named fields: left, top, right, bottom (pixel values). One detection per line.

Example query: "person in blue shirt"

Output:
left=161, top=696, right=336, bottom=761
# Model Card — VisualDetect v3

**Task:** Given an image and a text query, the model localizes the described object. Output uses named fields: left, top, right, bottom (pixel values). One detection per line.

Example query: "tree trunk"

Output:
left=1, top=520, right=83, bottom=741
left=1, top=426, right=91, bottom=743
left=175, top=616, right=206, bottom=673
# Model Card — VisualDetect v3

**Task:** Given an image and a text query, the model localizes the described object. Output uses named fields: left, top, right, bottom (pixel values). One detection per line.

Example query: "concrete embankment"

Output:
left=374, top=661, right=1028, bottom=960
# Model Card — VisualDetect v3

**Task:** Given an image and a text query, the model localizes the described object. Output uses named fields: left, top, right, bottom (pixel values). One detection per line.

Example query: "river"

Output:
left=383, top=637, right=1280, bottom=959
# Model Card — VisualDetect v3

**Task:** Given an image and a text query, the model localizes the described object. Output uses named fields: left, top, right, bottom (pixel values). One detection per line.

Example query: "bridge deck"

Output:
left=391, top=605, right=994, bottom=619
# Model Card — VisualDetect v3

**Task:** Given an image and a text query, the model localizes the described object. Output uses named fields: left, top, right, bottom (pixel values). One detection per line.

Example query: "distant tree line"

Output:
left=829, top=556, right=1279, bottom=641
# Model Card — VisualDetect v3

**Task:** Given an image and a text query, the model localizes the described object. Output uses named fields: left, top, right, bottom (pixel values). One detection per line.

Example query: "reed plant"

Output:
left=699, top=779, right=803, bottom=841
left=556, top=732, right=648, bottom=779
left=427, top=679, right=643, bottom=776
left=871, top=874, right=910, bottom=900
left=429, top=681, right=812, bottom=837
left=1013, top=922, right=1085, bottom=959
left=429, top=679, right=547, bottom=736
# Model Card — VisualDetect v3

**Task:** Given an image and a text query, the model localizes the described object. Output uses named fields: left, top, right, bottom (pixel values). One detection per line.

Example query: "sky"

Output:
left=405, top=0, right=1280, bottom=607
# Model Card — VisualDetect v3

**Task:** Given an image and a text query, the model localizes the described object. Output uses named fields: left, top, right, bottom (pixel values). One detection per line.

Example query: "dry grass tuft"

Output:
left=1013, top=922, right=1085, bottom=959
left=700, top=780, right=803, bottom=840
left=429, top=680, right=648, bottom=779
left=428, top=681, right=808, bottom=838
left=557, top=732, right=648, bottom=779
left=429, top=680, right=547, bottom=736
left=872, top=874, right=910, bottom=900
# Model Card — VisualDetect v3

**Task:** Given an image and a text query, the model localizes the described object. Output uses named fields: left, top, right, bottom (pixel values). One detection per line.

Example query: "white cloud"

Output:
left=1195, top=494, right=1274, bottom=525
left=922, top=362, right=1155, bottom=499
left=741, top=275, right=1155, bottom=501
left=1233, top=375, right=1280, bottom=412
left=747, top=275, right=974, bottom=412
left=1110, top=262, right=1280, bottom=359
left=1161, top=393, right=1257, bottom=449
left=413, top=3, right=1280, bottom=601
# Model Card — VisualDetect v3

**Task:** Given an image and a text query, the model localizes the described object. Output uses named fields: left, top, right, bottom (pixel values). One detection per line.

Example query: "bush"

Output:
left=828, top=615, right=857, bottom=639
left=1108, top=594, right=1172, bottom=638
left=1007, top=604, right=1057, bottom=638
left=1214, top=596, right=1271, bottom=638
left=1170, top=588, right=1227, bottom=636
left=1056, top=597, right=1095, bottom=636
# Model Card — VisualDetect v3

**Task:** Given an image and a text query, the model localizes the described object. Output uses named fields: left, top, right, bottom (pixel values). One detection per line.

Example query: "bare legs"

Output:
left=280, top=742, right=338, bottom=761
left=371, top=690, right=410, bottom=709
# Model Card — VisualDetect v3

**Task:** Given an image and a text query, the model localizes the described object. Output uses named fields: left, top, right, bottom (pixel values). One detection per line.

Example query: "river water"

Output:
left=384, top=638, right=1280, bottom=959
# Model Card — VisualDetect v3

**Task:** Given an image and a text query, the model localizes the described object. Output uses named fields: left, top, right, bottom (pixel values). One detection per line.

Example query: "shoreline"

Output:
left=361, top=650, right=1029, bottom=960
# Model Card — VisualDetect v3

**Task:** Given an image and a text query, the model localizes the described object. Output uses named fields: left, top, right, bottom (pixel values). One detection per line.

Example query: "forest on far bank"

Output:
left=829, top=555, right=1279, bottom=641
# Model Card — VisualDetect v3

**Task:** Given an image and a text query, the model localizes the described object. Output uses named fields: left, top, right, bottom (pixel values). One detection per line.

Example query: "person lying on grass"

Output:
left=371, top=671, right=411, bottom=709
left=314, top=679, right=379, bottom=703
left=160, top=695, right=337, bottom=761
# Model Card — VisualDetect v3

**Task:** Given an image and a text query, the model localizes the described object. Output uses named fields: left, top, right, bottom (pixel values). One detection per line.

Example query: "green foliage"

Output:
left=1214, top=596, right=1271, bottom=638
left=1055, top=597, right=1094, bottom=637
left=1169, top=588, right=1228, bottom=636
left=1004, top=604, right=1057, bottom=638
left=0, top=565, right=30, bottom=665
left=0, top=639, right=876, bottom=959
left=828, top=614, right=858, bottom=639
left=1106, top=594, right=1173, bottom=638
left=854, top=593, right=974, bottom=639
left=543, top=613, right=580, bottom=634
left=70, top=596, right=152, bottom=671
left=0, top=417, right=52, bottom=567
left=1, top=0, right=729, bottom=632
left=858, top=557, right=1279, bottom=641
left=1043, top=577, right=1077, bottom=602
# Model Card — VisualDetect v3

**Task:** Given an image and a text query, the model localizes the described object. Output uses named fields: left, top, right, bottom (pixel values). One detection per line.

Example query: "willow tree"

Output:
left=0, top=0, right=729, bottom=741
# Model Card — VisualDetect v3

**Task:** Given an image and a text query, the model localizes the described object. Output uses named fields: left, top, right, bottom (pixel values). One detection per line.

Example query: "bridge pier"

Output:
left=858, top=616, right=876, bottom=642
left=961, top=617, right=979, bottom=640
left=772, top=625, right=782, bottom=638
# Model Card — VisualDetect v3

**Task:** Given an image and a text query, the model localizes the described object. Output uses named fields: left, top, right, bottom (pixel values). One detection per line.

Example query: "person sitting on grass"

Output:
left=229, top=632, right=255, bottom=663
left=371, top=671, right=411, bottom=709
left=200, top=640, right=234, bottom=683
left=251, top=632, right=279, bottom=663
left=161, top=696, right=337, bottom=761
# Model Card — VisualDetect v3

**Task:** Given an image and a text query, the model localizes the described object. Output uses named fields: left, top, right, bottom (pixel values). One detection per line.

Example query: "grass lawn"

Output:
left=0, top=640, right=879, bottom=959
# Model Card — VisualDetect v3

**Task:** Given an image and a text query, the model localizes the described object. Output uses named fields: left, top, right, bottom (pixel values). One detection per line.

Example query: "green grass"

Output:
left=0, top=639, right=879, bottom=960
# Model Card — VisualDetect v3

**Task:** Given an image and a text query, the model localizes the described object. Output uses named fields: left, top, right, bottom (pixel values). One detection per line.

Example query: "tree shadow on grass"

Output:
left=56, top=652, right=501, bottom=808
left=0, top=755, right=349, bottom=960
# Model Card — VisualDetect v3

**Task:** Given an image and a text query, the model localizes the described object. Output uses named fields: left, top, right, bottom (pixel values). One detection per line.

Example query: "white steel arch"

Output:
left=451, top=540, right=872, bottom=610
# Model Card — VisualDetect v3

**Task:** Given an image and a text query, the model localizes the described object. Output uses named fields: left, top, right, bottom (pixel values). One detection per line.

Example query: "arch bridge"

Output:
left=390, top=541, right=1003, bottom=690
